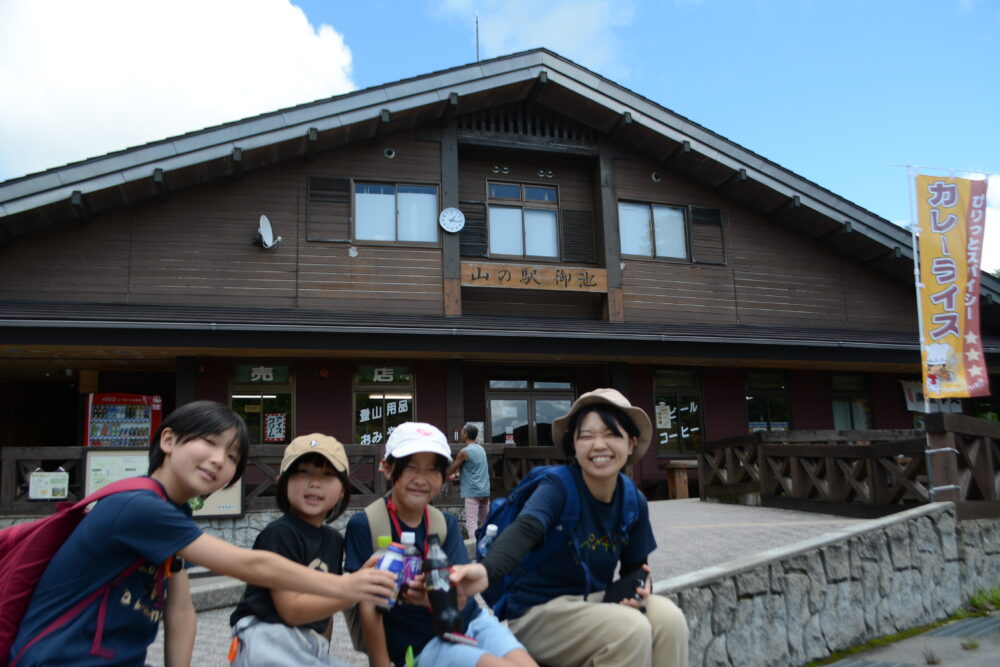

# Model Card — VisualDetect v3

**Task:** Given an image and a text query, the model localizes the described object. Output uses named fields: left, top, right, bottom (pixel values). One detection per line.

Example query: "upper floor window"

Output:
left=355, top=182, right=438, bottom=243
left=618, top=201, right=688, bottom=259
left=488, top=181, right=559, bottom=258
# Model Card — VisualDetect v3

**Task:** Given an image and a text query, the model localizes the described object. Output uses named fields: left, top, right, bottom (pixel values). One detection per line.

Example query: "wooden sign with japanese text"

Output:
left=460, top=261, right=607, bottom=293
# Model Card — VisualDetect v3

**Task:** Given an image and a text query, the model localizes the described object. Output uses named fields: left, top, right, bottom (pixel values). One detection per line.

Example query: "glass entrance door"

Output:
left=486, top=378, right=573, bottom=446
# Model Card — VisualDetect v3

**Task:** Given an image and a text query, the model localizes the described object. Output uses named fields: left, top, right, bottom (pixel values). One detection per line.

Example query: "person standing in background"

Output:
left=447, top=424, right=490, bottom=538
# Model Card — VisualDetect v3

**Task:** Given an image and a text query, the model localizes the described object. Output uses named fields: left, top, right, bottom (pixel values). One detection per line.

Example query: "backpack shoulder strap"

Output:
left=71, top=476, right=166, bottom=511
left=549, top=465, right=581, bottom=529
left=363, top=498, right=391, bottom=552
left=426, top=505, right=447, bottom=542
left=617, top=473, right=641, bottom=534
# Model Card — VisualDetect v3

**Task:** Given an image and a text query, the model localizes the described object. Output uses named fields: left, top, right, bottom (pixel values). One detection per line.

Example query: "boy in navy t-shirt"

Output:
left=10, top=401, right=395, bottom=667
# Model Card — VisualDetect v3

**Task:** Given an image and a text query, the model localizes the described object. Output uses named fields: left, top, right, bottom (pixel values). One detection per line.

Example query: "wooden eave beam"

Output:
left=153, top=168, right=169, bottom=202
left=609, top=111, right=632, bottom=141
left=305, top=127, right=318, bottom=163
left=230, top=147, right=244, bottom=182
left=661, top=140, right=691, bottom=168
left=868, top=246, right=902, bottom=264
left=716, top=168, right=748, bottom=196
left=438, top=92, right=460, bottom=121
left=771, top=195, right=801, bottom=220
left=821, top=220, right=853, bottom=240
left=374, top=108, right=390, bottom=142
left=70, top=190, right=91, bottom=224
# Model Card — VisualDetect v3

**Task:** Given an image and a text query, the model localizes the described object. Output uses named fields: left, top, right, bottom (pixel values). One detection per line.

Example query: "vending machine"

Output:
left=85, top=393, right=163, bottom=447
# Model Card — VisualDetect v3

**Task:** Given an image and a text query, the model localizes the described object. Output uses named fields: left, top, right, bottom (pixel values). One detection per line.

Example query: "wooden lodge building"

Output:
left=2, top=49, right=998, bottom=500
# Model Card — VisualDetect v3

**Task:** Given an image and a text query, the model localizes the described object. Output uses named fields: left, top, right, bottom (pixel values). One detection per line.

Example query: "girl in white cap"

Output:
left=451, top=389, right=689, bottom=667
left=229, top=433, right=389, bottom=666
left=344, top=422, right=535, bottom=667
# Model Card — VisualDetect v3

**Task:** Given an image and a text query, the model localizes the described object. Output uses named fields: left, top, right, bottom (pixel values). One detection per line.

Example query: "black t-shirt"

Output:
left=230, top=513, right=344, bottom=634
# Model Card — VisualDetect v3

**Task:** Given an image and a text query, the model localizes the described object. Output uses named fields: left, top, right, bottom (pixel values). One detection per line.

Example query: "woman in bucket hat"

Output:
left=452, top=389, right=689, bottom=667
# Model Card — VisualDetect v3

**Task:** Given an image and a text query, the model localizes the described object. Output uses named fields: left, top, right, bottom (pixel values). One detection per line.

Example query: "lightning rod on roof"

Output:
left=476, top=13, right=480, bottom=62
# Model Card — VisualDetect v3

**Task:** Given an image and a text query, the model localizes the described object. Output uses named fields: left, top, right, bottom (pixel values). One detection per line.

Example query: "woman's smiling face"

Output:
left=572, top=410, right=635, bottom=487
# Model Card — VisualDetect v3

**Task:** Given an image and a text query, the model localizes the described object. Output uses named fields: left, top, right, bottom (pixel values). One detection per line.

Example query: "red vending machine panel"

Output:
left=85, top=393, right=163, bottom=447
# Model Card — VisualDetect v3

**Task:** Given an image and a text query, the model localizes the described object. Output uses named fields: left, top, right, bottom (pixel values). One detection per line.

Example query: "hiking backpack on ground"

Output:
left=0, top=476, right=167, bottom=667
left=474, top=465, right=641, bottom=620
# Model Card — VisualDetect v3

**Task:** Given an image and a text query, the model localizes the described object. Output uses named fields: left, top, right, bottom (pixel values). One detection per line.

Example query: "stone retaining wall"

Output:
left=655, top=503, right=1000, bottom=667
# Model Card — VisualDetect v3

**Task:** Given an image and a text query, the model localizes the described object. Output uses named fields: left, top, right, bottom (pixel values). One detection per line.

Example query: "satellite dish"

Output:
left=255, top=214, right=282, bottom=249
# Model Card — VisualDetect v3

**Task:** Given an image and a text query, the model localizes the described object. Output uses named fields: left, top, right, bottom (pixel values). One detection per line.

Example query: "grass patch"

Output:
left=805, top=587, right=998, bottom=667
left=960, top=637, right=980, bottom=650
left=922, top=646, right=940, bottom=664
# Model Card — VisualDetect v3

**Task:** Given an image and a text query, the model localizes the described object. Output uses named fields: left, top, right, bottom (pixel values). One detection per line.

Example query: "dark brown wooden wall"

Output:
left=0, top=122, right=917, bottom=332
left=0, top=131, right=446, bottom=315
left=612, top=153, right=917, bottom=330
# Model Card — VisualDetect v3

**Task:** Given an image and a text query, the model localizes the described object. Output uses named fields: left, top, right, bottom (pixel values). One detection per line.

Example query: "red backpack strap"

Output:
left=69, top=476, right=167, bottom=512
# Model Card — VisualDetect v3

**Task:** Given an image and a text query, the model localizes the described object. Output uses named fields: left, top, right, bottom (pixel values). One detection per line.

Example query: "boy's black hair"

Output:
left=148, top=400, right=251, bottom=488
left=384, top=452, right=449, bottom=487
left=276, top=452, right=351, bottom=522
left=462, top=423, right=479, bottom=441
left=560, top=402, right=641, bottom=461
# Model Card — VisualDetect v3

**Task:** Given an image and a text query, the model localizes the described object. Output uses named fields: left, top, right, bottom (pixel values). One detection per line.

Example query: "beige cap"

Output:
left=280, top=433, right=349, bottom=475
left=551, top=388, right=653, bottom=462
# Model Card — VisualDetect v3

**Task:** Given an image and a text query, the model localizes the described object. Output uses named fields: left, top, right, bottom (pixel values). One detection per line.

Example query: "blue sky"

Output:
left=1, top=0, right=998, bottom=264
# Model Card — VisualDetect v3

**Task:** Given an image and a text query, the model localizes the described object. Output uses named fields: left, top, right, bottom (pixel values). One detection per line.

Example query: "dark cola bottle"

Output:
left=423, top=533, right=463, bottom=636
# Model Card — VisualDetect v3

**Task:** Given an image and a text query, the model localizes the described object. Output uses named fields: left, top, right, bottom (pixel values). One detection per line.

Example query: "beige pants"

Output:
left=507, top=591, right=688, bottom=667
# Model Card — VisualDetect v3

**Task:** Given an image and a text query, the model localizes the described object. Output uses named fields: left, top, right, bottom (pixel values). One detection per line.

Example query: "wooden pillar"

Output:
left=446, top=360, right=465, bottom=443
left=441, top=117, right=461, bottom=316
left=924, top=412, right=962, bottom=504
left=176, top=356, right=197, bottom=406
left=596, top=137, right=624, bottom=322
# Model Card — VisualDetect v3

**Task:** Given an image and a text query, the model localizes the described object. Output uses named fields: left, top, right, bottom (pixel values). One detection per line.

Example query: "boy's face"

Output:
left=285, top=458, right=344, bottom=526
left=159, top=426, right=239, bottom=500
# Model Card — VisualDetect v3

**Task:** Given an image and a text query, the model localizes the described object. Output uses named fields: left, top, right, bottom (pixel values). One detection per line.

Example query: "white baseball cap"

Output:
left=383, top=422, right=452, bottom=462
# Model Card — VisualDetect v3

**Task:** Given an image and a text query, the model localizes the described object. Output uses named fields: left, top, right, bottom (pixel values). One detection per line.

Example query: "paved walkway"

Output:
left=144, top=499, right=997, bottom=666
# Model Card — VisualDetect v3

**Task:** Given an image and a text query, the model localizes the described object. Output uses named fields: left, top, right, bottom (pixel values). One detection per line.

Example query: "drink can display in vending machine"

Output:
left=85, top=393, right=163, bottom=447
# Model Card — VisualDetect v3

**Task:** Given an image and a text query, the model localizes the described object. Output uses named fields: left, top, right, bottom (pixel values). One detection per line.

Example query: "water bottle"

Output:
left=423, top=533, right=463, bottom=635
left=399, top=531, right=422, bottom=592
left=476, top=524, right=498, bottom=559
left=375, top=541, right=406, bottom=609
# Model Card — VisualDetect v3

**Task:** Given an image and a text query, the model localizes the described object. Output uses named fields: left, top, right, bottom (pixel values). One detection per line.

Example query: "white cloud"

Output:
left=439, top=0, right=635, bottom=79
left=0, top=0, right=354, bottom=181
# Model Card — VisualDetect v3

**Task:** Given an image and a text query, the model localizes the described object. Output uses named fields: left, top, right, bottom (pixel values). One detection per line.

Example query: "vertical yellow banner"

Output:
left=916, top=175, right=990, bottom=398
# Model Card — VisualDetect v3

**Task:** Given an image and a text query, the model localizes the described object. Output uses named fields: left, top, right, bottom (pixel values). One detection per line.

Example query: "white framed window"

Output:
left=618, top=201, right=688, bottom=259
left=355, top=182, right=438, bottom=243
left=487, top=182, right=559, bottom=259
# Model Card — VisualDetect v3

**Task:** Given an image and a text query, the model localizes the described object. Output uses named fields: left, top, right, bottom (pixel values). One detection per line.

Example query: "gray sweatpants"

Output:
left=230, top=615, right=355, bottom=667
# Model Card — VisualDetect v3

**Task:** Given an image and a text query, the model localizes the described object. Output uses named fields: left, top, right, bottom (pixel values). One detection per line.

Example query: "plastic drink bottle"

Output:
left=476, top=524, right=498, bottom=559
left=423, top=533, right=463, bottom=635
left=375, top=541, right=406, bottom=609
left=400, top=531, right=422, bottom=592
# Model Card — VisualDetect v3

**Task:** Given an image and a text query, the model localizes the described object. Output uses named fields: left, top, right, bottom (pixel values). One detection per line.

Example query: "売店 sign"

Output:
left=234, top=365, right=289, bottom=384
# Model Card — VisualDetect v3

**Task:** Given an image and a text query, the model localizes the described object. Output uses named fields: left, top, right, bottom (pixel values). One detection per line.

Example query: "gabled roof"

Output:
left=1, top=48, right=995, bottom=301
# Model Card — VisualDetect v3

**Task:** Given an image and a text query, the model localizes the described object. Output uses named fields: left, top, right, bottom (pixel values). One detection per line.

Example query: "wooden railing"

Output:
left=698, top=422, right=1000, bottom=519
left=0, top=443, right=547, bottom=516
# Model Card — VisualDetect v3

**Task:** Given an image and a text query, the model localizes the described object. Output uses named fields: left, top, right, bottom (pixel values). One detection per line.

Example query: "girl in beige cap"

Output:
left=451, top=389, right=689, bottom=667
left=229, top=434, right=389, bottom=666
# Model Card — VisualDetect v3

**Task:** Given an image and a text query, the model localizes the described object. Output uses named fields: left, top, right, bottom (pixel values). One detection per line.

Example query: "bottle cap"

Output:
left=377, top=535, right=392, bottom=549
left=485, top=524, right=498, bottom=537
left=388, top=542, right=406, bottom=553
left=401, top=531, right=416, bottom=545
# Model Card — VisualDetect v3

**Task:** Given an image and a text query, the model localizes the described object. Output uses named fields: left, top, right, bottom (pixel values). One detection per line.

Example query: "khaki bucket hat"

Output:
left=551, top=388, right=653, bottom=462
left=280, top=433, right=349, bottom=475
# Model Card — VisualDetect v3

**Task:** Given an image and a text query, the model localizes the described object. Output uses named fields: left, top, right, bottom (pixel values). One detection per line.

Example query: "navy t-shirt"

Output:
left=344, top=504, right=479, bottom=666
left=10, top=480, right=202, bottom=667
left=230, top=513, right=344, bottom=634
left=505, top=465, right=656, bottom=620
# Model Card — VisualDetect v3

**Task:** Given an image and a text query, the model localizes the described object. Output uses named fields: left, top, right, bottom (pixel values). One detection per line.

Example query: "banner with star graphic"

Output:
left=915, top=174, right=990, bottom=398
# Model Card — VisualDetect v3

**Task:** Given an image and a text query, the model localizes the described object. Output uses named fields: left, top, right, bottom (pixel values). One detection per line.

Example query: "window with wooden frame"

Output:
left=745, top=371, right=791, bottom=433
left=487, top=181, right=559, bottom=259
left=831, top=374, right=872, bottom=430
left=618, top=201, right=725, bottom=264
left=653, top=370, right=704, bottom=456
left=354, top=182, right=439, bottom=244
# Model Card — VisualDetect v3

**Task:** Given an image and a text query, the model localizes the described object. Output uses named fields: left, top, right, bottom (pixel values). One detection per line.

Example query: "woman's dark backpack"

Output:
left=0, top=477, right=166, bottom=666
left=475, top=465, right=640, bottom=620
